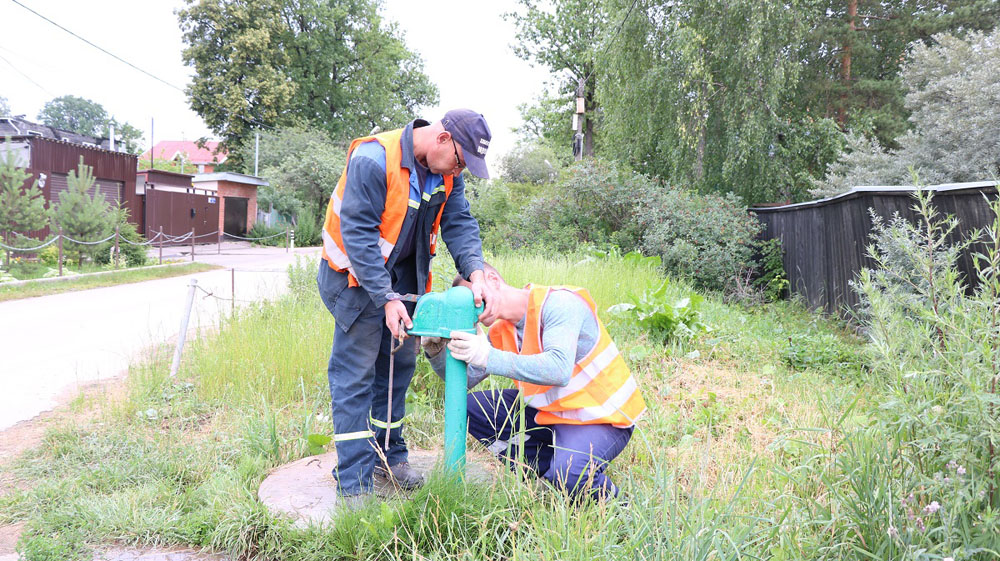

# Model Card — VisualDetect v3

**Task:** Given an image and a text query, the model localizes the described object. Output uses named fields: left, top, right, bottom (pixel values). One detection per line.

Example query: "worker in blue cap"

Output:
left=317, top=109, right=498, bottom=508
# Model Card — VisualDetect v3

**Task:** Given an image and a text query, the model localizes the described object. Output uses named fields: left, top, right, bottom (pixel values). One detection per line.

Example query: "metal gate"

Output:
left=144, top=187, right=220, bottom=244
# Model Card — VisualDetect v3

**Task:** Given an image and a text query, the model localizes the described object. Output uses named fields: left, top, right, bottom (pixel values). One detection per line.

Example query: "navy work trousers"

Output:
left=317, top=260, right=417, bottom=496
left=467, top=389, right=633, bottom=500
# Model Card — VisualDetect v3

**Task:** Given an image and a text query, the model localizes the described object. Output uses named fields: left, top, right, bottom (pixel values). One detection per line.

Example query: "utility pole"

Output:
left=573, top=78, right=585, bottom=161
left=254, top=131, right=260, bottom=176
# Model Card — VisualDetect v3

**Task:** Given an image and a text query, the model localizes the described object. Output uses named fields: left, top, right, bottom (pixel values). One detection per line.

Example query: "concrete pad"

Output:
left=258, top=449, right=494, bottom=528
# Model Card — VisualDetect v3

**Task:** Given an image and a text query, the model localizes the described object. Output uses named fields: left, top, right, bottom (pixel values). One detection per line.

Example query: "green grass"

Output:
left=0, top=263, right=220, bottom=302
left=0, top=252, right=879, bottom=560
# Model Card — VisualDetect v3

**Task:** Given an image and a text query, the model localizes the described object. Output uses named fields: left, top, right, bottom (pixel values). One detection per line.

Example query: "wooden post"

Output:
left=57, top=228, right=63, bottom=277
left=158, top=226, right=163, bottom=266
left=190, top=228, right=195, bottom=262
left=114, top=224, right=120, bottom=269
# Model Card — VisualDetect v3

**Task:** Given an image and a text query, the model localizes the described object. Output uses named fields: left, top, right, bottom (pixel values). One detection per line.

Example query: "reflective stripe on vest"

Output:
left=487, top=285, right=646, bottom=428
left=321, top=128, right=454, bottom=291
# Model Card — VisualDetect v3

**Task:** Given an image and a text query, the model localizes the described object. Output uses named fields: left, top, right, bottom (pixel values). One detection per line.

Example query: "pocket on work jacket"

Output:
left=318, top=263, right=372, bottom=333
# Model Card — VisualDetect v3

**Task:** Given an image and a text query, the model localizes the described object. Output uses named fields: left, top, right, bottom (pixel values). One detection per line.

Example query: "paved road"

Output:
left=0, top=243, right=323, bottom=430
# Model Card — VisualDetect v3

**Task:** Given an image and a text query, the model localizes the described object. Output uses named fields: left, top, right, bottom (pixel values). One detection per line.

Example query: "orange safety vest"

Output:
left=321, top=127, right=454, bottom=292
left=488, top=285, right=646, bottom=428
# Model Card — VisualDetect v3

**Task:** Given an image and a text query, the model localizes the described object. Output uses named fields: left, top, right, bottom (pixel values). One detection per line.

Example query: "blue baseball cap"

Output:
left=442, top=109, right=492, bottom=178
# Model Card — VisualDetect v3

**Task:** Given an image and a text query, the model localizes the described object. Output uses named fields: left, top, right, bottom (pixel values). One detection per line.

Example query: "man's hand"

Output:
left=420, top=336, right=446, bottom=357
left=448, top=329, right=490, bottom=368
left=468, top=270, right=500, bottom=325
left=385, top=299, right=412, bottom=338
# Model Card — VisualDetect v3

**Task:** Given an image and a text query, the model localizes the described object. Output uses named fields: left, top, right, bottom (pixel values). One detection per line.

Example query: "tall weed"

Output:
left=849, top=190, right=1000, bottom=556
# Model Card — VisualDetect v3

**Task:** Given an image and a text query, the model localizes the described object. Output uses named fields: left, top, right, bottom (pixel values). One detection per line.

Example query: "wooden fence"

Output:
left=752, top=181, right=998, bottom=317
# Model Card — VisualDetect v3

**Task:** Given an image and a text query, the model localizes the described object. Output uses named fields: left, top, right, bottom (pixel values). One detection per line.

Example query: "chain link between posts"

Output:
left=1, top=229, right=294, bottom=254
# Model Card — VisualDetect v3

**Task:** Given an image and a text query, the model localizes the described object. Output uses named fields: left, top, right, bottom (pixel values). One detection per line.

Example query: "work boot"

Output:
left=374, top=461, right=425, bottom=490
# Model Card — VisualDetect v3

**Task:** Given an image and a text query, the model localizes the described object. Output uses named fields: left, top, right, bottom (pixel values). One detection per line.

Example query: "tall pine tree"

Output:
left=52, top=157, right=112, bottom=266
left=794, top=0, right=1000, bottom=148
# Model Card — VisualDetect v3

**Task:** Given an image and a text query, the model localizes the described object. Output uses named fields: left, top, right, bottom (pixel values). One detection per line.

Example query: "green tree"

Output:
left=0, top=139, right=50, bottom=267
left=177, top=0, right=438, bottom=161
left=37, top=95, right=144, bottom=153
left=52, top=157, right=113, bottom=266
left=793, top=0, right=1000, bottom=149
left=235, top=125, right=346, bottom=223
left=506, top=0, right=606, bottom=156
left=0, top=96, right=10, bottom=116
left=812, top=28, right=1000, bottom=197
left=38, top=95, right=108, bottom=137
left=599, top=0, right=820, bottom=204
left=499, top=140, right=565, bottom=185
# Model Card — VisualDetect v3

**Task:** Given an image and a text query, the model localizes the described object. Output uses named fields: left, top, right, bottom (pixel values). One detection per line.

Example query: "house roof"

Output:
left=0, top=115, right=114, bottom=150
left=140, top=140, right=227, bottom=165
left=751, top=180, right=999, bottom=213
left=192, top=172, right=268, bottom=187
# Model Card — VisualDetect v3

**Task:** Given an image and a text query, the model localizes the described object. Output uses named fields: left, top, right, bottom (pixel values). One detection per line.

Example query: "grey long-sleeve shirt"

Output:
left=428, top=290, right=600, bottom=389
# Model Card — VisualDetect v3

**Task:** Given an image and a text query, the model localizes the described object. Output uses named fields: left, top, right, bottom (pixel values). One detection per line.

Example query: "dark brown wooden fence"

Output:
left=752, top=182, right=998, bottom=317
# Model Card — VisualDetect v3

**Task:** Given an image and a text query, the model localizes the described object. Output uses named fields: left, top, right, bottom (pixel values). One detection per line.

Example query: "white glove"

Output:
left=420, top=336, right=446, bottom=358
left=448, top=329, right=490, bottom=368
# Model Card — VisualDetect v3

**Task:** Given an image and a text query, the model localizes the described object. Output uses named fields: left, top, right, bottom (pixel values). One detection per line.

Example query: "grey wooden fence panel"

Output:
left=753, top=183, right=998, bottom=317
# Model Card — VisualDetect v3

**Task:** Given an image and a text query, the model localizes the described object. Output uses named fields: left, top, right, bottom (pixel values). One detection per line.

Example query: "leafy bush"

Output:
left=247, top=222, right=286, bottom=247
left=96, top=208, right=148, bottom=267
left=37, top=245, right=61, bottom=267
left=753, top=238, right=788, bottom=301
left=291, top=211, right=322, bottom=247
left=638, top=188, right=762, bottom=291
left=477, top=158, right=663, bottom=254
left=845, top=190, right=1000, bottom=554
left=469, top=180, right=548, bottom=253
left=608, top=279, right=709, bottom=342
left=497, top=140, right=564, bottom=185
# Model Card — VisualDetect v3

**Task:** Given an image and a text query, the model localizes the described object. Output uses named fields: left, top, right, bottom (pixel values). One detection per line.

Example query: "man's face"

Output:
left=427, top=133, right=466, bottom=177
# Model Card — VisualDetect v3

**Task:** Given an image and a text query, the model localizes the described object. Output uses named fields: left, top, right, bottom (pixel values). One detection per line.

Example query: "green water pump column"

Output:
left=407, top=286, right=484, bottom=474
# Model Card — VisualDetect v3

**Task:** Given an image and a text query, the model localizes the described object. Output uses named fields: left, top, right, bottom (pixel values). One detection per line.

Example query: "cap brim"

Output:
left=464, top=153, right=489, bottom=179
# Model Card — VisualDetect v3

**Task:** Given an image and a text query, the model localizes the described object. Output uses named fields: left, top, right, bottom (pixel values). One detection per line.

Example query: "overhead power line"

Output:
left=8, top=0, right=276, bottom=134
left=0, top=50, right=56, bottom=97
left=10, top=0, right=184, bottom=94
left=581, top=0, right=640, bottom=86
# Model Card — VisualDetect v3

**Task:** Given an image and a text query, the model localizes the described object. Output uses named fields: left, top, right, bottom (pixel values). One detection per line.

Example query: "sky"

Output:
left=0, top=0, right=554, bottom=171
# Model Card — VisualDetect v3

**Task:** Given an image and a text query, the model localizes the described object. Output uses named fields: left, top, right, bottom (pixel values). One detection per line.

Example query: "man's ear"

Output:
left=437, top=131, right=452, bottom=145
left=485, top=269, right=503, bottom=287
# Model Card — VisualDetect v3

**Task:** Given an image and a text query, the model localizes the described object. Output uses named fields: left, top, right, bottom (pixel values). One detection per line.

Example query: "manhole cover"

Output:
left=258, top=449, right=494, bottom=528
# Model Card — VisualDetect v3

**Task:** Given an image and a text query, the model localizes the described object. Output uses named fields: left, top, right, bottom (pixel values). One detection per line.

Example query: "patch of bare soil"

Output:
left=649, top=358, right=827, bottom=492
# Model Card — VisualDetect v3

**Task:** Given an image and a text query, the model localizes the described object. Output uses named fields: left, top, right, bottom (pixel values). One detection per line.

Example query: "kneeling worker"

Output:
left=423, top=265, right=646, bottom=500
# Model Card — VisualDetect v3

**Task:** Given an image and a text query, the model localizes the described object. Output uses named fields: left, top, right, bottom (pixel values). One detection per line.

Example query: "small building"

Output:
left=191, top=172, right=266, bottom=237
left=0, top=116, right=138, bottom=238
left=140, top=140, right=227, bottom=174
left=136, top=169, right=220, bottom=242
